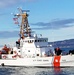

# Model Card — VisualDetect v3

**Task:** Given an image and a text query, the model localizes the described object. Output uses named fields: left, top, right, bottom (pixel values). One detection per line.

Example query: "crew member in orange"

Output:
left=2, top=44, right=9, bottom=54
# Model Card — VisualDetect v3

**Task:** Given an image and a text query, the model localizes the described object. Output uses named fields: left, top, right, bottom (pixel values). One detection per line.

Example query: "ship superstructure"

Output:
left=13, top=8, right=51, bottom=58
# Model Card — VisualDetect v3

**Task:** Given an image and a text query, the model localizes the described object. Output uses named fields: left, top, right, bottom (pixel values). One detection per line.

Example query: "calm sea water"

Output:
left=0, top=67, right=74, bottom=75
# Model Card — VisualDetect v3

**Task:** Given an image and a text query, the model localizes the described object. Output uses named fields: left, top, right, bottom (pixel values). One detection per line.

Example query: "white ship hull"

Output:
left=1, top=8, right=74, bottom=68
left=0, top=55, right=74, bottom=67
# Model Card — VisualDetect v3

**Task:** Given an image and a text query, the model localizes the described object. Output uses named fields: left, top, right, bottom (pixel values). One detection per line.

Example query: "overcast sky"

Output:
left=0, top=0, right=74, bottom=45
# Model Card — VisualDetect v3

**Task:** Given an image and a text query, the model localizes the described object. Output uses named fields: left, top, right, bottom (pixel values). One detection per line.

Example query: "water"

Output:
left=0, top=67, right=74, bottom=75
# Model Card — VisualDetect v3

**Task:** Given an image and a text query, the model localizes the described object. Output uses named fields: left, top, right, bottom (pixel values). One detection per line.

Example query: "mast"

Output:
left=14, top=8, right=31, bottom=39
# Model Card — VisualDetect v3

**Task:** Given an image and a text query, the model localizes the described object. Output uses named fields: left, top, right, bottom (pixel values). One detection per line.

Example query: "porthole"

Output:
left=28, top=50, right=30, bottom=52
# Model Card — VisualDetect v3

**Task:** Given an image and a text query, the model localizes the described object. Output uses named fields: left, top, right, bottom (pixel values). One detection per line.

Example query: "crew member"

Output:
left=2, top=44, right=9, bottom=54
left=16, top=38, right=20, bottom=48
left=55, top=47, right=62, bottom=56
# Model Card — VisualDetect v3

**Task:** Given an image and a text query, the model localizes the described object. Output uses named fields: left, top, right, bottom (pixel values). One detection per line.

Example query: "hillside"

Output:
left=49, top=39, right=74, bottom=51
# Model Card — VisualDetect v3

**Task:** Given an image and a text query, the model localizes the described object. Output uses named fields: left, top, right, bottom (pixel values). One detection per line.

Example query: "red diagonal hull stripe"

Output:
left=53, top=56, right=61, bottom=67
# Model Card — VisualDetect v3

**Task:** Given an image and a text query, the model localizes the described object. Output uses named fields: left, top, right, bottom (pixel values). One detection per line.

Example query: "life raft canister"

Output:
left=3, top=55, right=7, bottom=59
left=53, top=56, right=61, bottom=67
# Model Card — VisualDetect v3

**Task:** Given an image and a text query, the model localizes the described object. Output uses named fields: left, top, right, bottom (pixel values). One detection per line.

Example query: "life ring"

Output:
left=3, top=55, right=7, bottom=59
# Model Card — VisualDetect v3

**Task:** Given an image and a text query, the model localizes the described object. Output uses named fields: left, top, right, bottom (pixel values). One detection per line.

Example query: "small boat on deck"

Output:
left=0, top=8, right=74, bottom=67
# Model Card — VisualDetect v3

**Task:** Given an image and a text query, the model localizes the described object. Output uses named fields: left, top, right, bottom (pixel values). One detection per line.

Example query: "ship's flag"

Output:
left=13, top=18, right=19, bottom=24
left=14, top=21, right=19, bottom=24
left=13, top=18, right=18, bottom=21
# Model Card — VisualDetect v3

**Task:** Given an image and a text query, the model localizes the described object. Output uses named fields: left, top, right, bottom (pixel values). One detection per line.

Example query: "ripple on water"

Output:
left=0, top=67, right=74, bottom=75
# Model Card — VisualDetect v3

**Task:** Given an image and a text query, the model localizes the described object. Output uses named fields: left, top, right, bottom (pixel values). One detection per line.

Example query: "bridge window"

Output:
left=28, top=40, right=34, bottom=43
